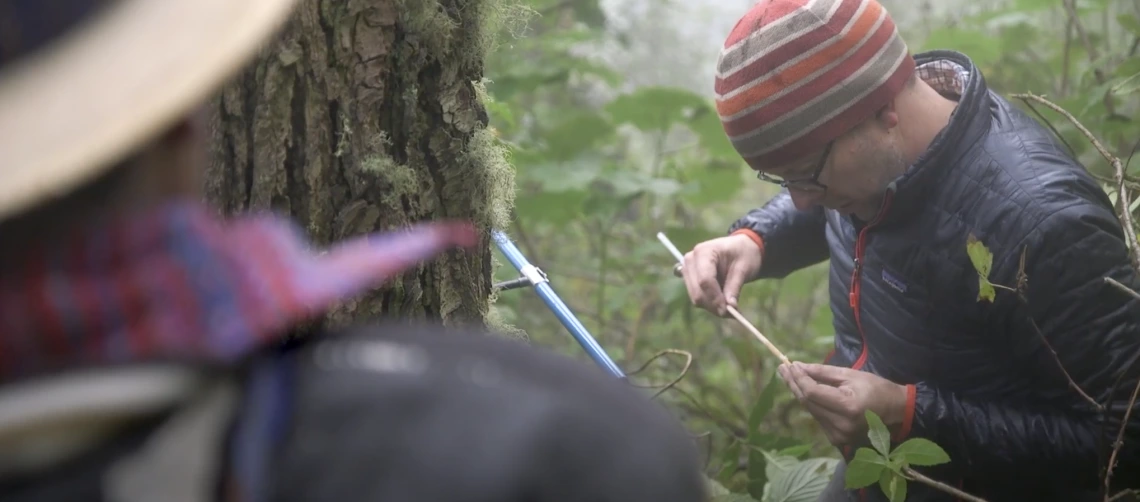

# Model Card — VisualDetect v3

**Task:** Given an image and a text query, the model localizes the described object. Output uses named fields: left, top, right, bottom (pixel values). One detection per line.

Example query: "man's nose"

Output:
left=788, top=188, right=823, bottom=210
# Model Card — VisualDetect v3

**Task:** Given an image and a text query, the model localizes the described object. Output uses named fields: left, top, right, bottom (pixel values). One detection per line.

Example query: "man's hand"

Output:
left=681, top=234, right=762, bottom=317
left=777, top=362, right=909, bottom=447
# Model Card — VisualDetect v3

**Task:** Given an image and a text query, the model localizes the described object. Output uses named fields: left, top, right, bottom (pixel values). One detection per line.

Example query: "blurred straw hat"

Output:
left=0, top=0, right=298, bottom=220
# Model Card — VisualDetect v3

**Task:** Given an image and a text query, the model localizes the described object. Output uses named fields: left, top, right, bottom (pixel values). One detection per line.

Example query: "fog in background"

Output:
left=595, top=0, right=967, bottom=97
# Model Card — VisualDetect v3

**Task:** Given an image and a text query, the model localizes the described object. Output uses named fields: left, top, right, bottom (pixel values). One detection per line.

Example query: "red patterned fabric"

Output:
left=0, top=199, right=477, bottom=383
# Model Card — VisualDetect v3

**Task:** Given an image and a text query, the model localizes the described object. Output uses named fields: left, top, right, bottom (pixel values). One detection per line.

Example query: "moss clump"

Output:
left=362, top=132, right=420, bottom=211
left=465, top=125, right=515, bottom=231
left=396, top=0, right=535, bottom=70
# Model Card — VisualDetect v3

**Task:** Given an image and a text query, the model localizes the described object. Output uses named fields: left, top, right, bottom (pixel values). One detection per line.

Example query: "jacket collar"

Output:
left=0, top=200, right=476, bottom=385
left=876, top=50, right=993, bottom=228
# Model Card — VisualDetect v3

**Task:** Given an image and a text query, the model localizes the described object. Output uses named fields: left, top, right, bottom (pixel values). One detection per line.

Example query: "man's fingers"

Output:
left=682, top=250, right=726, bottom=315
left=797, top=362, right=853, bottom=386
left=790, top=363, right=853, bottom=416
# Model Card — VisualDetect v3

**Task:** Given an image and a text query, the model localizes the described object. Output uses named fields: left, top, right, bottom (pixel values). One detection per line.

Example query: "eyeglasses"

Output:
left=756, top=141, right=834, bottom=193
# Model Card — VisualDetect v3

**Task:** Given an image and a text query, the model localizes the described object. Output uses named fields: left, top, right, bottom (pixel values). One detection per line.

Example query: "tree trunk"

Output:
left=204, top=0, right=514, bottom=329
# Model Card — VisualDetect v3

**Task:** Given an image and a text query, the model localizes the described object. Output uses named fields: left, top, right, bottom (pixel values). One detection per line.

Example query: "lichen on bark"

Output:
left=205, top=0, right=523, bottom=331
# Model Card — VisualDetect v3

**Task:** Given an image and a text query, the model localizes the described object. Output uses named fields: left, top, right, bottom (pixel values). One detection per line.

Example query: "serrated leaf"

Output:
left=878, top=469, right=908, bottom=502
left=765, top=457, right=838, bottom=502
left=761, top=451, right=802, bottom=483
left=845, top=447, right=887, bottom=489
left=864, top=410, right=891, bottom=457
left=891, top=438, right=951, bottom=467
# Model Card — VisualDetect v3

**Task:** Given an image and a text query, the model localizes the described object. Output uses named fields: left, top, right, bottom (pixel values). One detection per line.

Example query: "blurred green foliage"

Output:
left=481, top=0, right=1139, bottom=499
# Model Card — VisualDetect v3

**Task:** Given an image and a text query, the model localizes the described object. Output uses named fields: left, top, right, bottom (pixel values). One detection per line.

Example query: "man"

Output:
left=683, top=0, right=1140, bottom=500
left=0, top=1, right=706, bottom=501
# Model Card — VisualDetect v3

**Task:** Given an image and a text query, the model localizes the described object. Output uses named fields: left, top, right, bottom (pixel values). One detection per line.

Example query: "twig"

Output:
left=626, top=349, right=693, bottom=399
left=1006, top=247, right=1104, bottom=411
left=1105, top=277, right=1140, bottom=302
left=1105, top=377, right=1140, bottom=499
left=1107, top=489, right=1140, bottom=502
left=726, top=305, right=791, bottom=365
left=1011, top=92, right=1140, bottom=270
left=902, top=467, right=989, bottom=502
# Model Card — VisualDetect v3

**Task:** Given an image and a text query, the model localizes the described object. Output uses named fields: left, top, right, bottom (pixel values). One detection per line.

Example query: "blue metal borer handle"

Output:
left=492, top=230, right=626, bottom=378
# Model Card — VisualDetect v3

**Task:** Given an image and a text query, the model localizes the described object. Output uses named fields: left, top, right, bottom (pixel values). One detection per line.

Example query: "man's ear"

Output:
left=872, top=100, right=900, bottom=130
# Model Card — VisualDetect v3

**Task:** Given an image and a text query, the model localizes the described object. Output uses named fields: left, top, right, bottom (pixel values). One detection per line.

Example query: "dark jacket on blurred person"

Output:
left=0, top=1, right=707, bottom=501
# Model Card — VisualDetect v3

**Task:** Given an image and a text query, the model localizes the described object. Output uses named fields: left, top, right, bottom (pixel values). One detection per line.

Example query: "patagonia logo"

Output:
left=881, top=269, right=907, bottom=293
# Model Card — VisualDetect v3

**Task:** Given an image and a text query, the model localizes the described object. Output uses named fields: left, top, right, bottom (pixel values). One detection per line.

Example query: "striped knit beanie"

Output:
left=715, top=0, right=915, bottom=169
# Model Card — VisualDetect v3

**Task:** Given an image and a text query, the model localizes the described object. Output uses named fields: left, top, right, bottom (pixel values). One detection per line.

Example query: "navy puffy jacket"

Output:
left=729, top=50, right=1140, bottom=501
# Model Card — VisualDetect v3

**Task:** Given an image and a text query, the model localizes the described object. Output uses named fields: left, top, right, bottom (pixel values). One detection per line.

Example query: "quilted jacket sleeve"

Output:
left=906, top=200, right=1140, bottom=488
left=727, top=190, right=829, bottom=279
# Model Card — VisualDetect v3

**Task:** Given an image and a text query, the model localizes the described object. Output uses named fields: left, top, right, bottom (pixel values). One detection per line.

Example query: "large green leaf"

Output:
left=844, top=447, right=887, bottom=489
left=765, top=457, right=839, bottom=502
left=543, top=114, right=616, bottom=161
left=891, top=438, right=951, bottom=467
left=605, top=86, right=712, bottom=131
left=745, top=372, right=785, bottom=499
left=513, top=188, right=589, bottom=225
left=919, top=27, right=1002, bottom=68
left=864, top=410, right=891, bottom=457
left=681, top=162, right=748, bottom=205
left=687, top=106, right=741, bottom=162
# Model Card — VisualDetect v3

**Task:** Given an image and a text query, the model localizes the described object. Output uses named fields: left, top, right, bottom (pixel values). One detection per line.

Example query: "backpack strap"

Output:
left=224, top=349, right=297, bottom=502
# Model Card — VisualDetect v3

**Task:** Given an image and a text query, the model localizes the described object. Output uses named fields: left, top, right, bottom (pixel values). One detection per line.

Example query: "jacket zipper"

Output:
left=850, top=191, right=895, bottom=502
left=847, top=189, right=894, bottom=371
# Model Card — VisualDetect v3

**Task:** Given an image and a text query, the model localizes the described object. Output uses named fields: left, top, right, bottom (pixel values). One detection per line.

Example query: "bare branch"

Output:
left=626, top=349, right=694, bottom=399
left=902, top=467, right=989, bottom=502
left=1104, top=372, right=1140, bottom=497
left=1010, top=92, right=1140, bottom=270
left=1105, top=277, right=1140, bottom=302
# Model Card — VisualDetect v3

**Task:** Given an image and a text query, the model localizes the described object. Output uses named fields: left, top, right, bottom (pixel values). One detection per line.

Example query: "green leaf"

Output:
left=891, top=438, right=951, bottom=467
left=761, top=450, right=802, bottom=482
left=776, top=444, right=813, bottom=459
left=844, top=447, right=887, bottom=489
left=864, top=410, right=891, bottom=457
left=711, top=495, right=760, bottom=502
left=765, top=457, right=839, bottom=502
left=513, top=189, right=588, bottom=226
left=687, top=107, right=741, bottom=161
left=716, top=441, right=743, bottom=483
left=542, top=114, right=615, bottom=161
left=978, top=277, right=996, bottom=303
left=746, top=372, right=781, bottom=498
left=965, top=233, right=993, bottom=278
left=605, top=86, right=711, bottom=131
left=680, top=163, right=746, bottom=205
left=878, top=469, right=908, bottom=502
left=706, top=476, right=733, bottom=497
left=1118, top=14, right=1140, bottom=37
left=966, top=233, right=998, bottom=303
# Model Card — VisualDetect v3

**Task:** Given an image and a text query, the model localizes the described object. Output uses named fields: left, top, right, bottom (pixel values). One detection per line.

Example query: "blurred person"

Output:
left=0, top=1, right=706, bottom=501
left=681, top=0, right=1140, bottom=500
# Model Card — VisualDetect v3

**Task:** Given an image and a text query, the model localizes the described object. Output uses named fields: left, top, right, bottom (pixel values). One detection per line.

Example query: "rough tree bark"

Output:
left=204, top=0, right=514, bottom=329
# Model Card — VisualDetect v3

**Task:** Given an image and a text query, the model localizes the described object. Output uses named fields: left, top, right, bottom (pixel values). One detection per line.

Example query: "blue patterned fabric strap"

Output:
left=227, top=351, right=296, bottom=502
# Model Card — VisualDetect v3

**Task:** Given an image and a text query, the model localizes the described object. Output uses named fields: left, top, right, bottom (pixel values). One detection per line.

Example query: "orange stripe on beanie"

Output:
left=714, top=0, right=915, bottom=170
